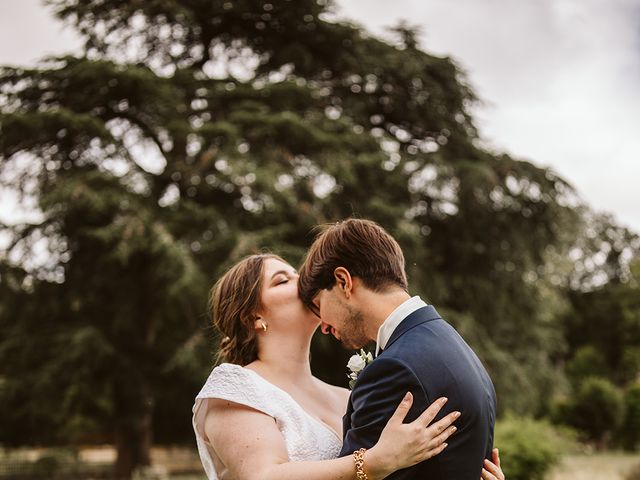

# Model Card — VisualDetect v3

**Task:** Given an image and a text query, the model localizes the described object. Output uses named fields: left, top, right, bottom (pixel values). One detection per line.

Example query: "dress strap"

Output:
left=195, top=363, right=277, bottom=417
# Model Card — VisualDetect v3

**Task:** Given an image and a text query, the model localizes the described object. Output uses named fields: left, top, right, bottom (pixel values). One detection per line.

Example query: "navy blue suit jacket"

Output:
left=340, top=305, right=497, bottom=479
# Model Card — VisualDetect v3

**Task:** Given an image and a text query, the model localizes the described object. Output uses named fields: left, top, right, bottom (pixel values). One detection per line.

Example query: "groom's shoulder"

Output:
left=381, top=316, right=465, bottom=365
left=388, top=314, right=457, bottom=348
left=357, top=354, right=415, bottom=381
left=352, top=355, right=421, bottom=395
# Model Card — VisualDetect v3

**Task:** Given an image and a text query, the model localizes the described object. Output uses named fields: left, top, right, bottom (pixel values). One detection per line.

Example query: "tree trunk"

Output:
left=114, top=264, right=159, bottom=479
left=113, top=382, right=154, bottom=479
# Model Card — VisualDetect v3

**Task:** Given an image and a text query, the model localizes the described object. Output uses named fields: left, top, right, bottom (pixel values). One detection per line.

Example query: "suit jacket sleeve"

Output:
left=340, top=357, right=430, bottom=457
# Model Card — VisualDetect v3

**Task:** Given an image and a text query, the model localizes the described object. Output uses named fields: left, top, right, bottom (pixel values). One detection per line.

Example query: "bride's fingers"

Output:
left=424, top=410, right=460, bottom=438
left=483, top=459, right=504, bottom=480
left=481, top=467, right=498, bottom=480
left=386, top=391, right=415, bottom=426
left=492, top=448, right=501, bottom=468
left=422, top=439, right=448, bottom=460
left=415, top=397, right=448, bottom=426
left=427, top=423, right=457, bottom=450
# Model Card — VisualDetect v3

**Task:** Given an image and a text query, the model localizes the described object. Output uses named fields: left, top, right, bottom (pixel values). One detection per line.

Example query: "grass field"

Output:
left=549, top=453, right=640, bottom=480
left=164, top=452, right=640, bottom=480
left=155, top=451, right=640, bottom=480
left=2, top=447, right=639, bottom=479
left=122, top=449, right=640, bottom=479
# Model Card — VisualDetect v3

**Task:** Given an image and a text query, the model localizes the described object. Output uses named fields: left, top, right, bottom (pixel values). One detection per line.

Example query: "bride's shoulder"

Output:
left=211, top=363, right=244, bottom=376
left=204, top=362, right=240, bottom=380
left=208, top=362, right=251, bottom=378
left=197, top=363, right=277, bottom=417
left=198, top=363, right=258, bottom=396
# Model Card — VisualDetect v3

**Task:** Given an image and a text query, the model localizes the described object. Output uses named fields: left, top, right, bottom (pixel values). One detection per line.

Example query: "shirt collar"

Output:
left=375, top=296, right=428, bottom=356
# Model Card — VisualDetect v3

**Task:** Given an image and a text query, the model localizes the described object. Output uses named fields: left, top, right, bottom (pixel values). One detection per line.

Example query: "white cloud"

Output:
left=336, top=0, right=640, bottom=232
left=1, top=0, right=639, bottom=233
left=0, top=0, right=83, bottom=66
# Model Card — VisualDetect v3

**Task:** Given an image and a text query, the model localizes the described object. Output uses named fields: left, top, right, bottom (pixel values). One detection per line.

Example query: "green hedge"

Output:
left=565, top=377, right=625, bottom=446
left=494, top=415, right=573, bottom=480
left=621, top=382, right=640, bottom=451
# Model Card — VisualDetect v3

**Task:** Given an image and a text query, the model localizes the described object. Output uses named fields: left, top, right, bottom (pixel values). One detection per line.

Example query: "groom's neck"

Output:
left=359, top=287, right=412, bottom=341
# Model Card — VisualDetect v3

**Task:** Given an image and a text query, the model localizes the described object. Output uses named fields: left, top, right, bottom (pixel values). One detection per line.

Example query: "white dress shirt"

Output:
left=375, top=296, right=428, bottom=356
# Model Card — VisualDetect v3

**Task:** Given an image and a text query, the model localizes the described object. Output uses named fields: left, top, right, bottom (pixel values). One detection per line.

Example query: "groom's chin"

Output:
left=341, top=339, right=365, bottom=350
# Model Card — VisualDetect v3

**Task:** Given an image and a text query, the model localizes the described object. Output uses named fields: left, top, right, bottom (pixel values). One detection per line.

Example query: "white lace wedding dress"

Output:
left=192, top=363, right=343, bottom=479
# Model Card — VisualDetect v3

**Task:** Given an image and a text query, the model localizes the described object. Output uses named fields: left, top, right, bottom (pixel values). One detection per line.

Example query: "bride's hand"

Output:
left=481, top=448, right=505, bottom=480
left=365, top=392, right=459, bottom=479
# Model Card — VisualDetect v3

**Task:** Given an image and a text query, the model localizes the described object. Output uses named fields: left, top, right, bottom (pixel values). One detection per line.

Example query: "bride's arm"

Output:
left=204, top=393, right=458, bottom=480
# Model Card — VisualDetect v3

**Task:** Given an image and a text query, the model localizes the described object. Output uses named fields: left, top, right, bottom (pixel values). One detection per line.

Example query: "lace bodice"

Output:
left=192, top=363, right=343, bottom=479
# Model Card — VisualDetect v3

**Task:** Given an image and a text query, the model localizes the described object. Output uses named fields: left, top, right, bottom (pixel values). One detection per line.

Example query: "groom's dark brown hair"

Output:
left=298, top=218, right=408, bottom=309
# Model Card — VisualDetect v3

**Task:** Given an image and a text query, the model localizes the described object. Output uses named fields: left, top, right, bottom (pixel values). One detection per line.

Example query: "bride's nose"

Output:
left=320, top=322, right=331, bottom=335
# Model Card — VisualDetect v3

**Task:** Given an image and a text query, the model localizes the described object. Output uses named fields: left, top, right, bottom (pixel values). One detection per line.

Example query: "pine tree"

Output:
left=0, top=1, right=595, bottom=476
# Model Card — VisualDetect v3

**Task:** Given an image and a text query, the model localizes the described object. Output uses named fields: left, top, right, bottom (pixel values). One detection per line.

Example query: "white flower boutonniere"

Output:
left=347, top=349, right=373, bottom=389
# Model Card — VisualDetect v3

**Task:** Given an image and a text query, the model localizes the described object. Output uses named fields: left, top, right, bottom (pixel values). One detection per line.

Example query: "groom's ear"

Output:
left=333, top=267, right=353, bottom=299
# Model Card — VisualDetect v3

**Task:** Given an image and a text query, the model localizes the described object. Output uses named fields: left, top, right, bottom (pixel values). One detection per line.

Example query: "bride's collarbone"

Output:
left=292, top=384, right=344, bottom=426
left=244, top=364, right=343, bottom=427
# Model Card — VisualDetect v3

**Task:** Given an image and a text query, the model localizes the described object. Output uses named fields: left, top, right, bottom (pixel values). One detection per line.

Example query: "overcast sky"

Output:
left=1, top=0, right=639, bottom=232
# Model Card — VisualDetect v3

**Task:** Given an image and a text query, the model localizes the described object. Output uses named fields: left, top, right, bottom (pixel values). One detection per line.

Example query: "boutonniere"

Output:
left=347, top=349, right=373, bottom=389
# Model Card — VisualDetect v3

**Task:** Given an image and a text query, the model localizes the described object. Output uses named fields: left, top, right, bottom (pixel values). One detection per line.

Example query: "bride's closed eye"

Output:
left=270, top=269, right=297, bottom=286
left=273, top=273, right=291, bottom=285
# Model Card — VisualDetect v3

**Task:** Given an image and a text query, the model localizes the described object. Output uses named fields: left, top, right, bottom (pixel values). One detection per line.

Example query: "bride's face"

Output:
left=259, top=258, right=318, bottom=329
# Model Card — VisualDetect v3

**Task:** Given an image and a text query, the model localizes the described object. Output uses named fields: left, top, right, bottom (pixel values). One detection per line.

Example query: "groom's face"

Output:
left=313, top=287, right=369, bottom=350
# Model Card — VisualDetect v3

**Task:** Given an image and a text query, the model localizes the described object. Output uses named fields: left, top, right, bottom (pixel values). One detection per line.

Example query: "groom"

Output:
left=298, top=219, right=497, bottom=479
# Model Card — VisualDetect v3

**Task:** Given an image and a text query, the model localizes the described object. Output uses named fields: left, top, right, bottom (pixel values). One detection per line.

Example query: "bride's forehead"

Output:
left=263, top=258, right=294, bottom=275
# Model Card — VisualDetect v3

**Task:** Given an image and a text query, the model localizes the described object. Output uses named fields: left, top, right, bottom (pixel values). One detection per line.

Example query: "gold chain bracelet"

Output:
left=353, top=448, right=368, bottom=480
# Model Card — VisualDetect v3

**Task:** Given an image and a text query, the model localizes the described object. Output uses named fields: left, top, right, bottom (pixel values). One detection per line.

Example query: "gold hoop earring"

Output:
left=260, top=321, right=268, bottom=332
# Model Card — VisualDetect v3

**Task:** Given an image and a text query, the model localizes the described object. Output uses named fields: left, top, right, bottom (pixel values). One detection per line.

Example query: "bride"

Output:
left=192, top=254, right=505, bottom=480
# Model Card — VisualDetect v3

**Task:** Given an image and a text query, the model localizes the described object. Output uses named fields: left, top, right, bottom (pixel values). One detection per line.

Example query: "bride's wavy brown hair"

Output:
left=209, top=253, right=285, bottom=365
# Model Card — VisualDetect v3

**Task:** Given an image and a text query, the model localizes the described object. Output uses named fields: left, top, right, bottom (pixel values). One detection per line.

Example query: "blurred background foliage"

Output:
left=1, top=0, right=639, bottom=478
